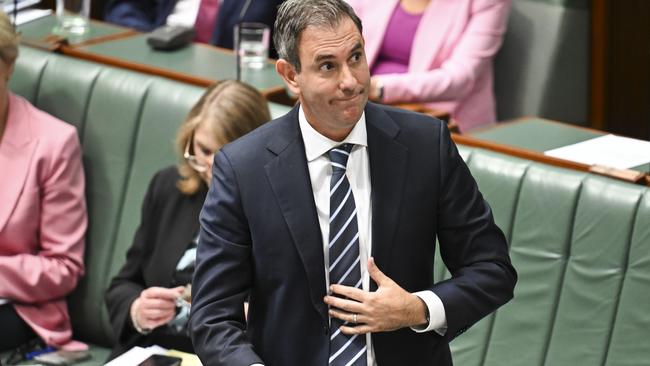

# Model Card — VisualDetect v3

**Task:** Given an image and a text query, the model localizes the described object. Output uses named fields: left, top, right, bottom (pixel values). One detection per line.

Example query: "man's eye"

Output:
left=320, top=63, right=334, bottom=71
left=351, top=53, right=361, bottom=62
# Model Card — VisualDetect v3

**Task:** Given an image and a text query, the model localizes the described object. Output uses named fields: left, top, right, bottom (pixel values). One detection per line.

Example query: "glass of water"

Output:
left=235, top=22, right=270, bottom=70
left=54, top=0, right=91, bottom=36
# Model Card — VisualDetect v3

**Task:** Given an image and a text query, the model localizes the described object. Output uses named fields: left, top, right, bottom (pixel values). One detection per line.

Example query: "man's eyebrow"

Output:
left=314, top=53, right=335, bottom=63
left=313, top=42, right=364, bottom=63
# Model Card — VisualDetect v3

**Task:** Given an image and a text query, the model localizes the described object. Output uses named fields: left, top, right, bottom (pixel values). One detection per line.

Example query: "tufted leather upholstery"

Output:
left=444, top=146, right=650, bottom=366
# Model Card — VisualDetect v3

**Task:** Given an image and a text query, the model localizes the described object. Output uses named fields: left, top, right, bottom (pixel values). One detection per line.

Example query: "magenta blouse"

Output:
left=371, top=3, right=424, bottom=75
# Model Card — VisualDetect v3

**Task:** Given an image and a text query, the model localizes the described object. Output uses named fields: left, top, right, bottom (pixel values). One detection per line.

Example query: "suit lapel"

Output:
left=264, top=107, right=328, bottom=322
left=365, top=104, right=407, bottom=289
left=0, top=95, right=38, bottom=232
left=409, top=0, right=463, bottom=71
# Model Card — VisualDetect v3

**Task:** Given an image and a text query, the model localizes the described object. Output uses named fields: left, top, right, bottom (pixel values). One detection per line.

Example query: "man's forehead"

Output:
left=301, top=17, right=360, bottom=40
left=299, top=19, right=363, bottom=58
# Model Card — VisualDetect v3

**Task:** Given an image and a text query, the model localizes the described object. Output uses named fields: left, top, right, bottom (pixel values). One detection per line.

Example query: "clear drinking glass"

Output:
left=54, top=0, right=91, bottom=36
left=235, top=22, right=270, bottom=70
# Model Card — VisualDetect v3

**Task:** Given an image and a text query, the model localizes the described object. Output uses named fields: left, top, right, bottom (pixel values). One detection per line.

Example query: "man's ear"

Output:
left=275, top=59, right=300, bottom=96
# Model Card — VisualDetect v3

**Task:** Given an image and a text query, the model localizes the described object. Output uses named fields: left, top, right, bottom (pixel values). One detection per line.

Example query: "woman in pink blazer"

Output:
left=348, top=0, right=511, bottom=131
left=0, top=12, right=87, bottom=351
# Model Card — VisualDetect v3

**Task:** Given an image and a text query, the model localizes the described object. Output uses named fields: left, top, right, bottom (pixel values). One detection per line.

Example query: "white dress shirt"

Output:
left=297, top=106, right=447, bottom=366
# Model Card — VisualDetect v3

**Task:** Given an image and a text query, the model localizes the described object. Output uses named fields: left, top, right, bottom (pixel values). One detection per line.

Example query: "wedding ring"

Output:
left=353, top=313, right=358, bottom=324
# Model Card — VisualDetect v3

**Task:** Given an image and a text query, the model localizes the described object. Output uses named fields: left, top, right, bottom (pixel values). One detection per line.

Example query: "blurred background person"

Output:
left=348, top=0, right=511, bottom=131
left=104, top=80, right=270, bottom=359
left=0, top=11, right=87, bottom=351
left=104, top=0, right=285, bottom=55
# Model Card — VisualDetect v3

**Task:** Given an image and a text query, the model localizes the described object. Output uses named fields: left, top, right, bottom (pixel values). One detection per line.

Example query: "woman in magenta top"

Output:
left=348, top=0, right=511, bottom=131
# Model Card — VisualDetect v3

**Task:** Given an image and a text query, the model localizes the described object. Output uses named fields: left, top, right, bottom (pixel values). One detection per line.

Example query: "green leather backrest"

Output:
left=605, top=192, right=650, bottom=366
left=453, top=145, right=650, bottom=366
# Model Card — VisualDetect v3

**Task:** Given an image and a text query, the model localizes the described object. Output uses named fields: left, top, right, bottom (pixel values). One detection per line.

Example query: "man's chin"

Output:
left=339, top=100, right=365, bottom=118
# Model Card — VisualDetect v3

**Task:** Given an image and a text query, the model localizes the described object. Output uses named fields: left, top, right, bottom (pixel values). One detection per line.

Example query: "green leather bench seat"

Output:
left=7, top=46, right=649, bottom=365
left=444, top=146, right=650, bottom=366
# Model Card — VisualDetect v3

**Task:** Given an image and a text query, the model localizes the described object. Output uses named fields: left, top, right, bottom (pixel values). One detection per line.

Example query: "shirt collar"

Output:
left=298, top=105, right=368, bottom=162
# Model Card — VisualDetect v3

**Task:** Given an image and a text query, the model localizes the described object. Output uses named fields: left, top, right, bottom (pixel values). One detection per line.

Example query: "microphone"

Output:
left=236, top=0, right=252, bottom=81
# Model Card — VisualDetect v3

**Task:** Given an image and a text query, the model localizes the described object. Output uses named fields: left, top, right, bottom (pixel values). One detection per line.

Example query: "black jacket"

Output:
left=191, top=103, right=517, bottom=365
left=105, top=166, right=207, bottom=359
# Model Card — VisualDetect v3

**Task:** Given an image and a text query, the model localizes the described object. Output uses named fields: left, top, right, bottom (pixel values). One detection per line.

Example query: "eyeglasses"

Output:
left=184, top=133, right=210, bottom=173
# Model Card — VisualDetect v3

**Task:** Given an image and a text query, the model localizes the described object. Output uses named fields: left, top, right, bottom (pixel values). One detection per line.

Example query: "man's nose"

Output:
left=339, top=64, right=357, bottom=92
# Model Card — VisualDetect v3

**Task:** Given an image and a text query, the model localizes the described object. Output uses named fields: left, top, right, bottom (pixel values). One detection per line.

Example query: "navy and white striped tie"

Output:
left=327, top=143, right=367, bottom=366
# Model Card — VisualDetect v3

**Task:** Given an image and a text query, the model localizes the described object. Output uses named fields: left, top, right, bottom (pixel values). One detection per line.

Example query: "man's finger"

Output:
left=329, top=284, right=366, bottom=301
left=368, top=257, right=389, bottom=285
left=339, top=324, right=374, bottom=335
left=323, top=295, right=364, bottom=314
left=328, top=308, right=357, bottom=323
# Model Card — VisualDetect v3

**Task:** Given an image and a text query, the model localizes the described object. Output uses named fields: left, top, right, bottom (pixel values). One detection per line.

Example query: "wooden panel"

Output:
left=589, top=0, right=607, bottom=130
left=590, top=0, right=650, bottom=140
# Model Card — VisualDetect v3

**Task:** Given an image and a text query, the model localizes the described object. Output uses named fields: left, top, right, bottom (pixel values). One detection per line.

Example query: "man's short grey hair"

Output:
left=273, top=0, right=362, bottom=73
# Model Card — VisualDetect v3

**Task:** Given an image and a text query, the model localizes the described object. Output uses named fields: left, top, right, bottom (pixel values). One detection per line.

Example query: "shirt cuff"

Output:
left=411, top=290, right=447, bottom=336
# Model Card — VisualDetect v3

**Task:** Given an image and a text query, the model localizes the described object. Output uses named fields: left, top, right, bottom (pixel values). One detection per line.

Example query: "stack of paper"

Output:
left=2, top=0, right=51, bottom=25
left=104, top=345, right=203, bottom=366
left=544, top=134, right=650, bottom=170
left=3, top=0, right=41, bottom=13
left=104, top=345, right=169, bottom=366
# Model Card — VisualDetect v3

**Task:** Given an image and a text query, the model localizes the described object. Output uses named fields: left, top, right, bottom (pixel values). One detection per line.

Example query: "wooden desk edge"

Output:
left=452, top=133, right=650, bottom=187
left=471, top=116, right=603, bottom=136
left=71, top=29, right=139, bottom=48
left=61, top=46, right=212, bottom=87
left=61, top=43, right=289, bottom=100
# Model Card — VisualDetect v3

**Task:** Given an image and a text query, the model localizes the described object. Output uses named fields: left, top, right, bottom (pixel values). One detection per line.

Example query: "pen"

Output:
left=25, top=346, right=56, bottom=360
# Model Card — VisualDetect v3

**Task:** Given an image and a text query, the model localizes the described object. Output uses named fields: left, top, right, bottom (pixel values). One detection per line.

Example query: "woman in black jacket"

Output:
left=105, top=80, right=270, bottom=358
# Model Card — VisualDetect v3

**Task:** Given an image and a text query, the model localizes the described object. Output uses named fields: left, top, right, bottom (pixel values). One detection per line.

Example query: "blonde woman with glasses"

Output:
left=105, top=80, right=270, bottom=359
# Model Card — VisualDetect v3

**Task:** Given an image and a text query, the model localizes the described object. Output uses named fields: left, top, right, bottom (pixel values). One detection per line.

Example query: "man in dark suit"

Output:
left=190, top=0, right=517, bottom=365
left=104, top=0, right=284, bottom=55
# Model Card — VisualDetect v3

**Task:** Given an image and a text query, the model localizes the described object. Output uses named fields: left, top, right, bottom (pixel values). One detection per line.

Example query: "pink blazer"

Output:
left=348, top=0, right=511, bottom=131
left=0, top=93, right=87, bottom=350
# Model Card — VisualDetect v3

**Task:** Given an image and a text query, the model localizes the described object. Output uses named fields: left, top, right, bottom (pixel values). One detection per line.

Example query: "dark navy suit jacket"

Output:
left=190, top=103, right=517, bottom=366
left=104, top=0, right=283, bottom=54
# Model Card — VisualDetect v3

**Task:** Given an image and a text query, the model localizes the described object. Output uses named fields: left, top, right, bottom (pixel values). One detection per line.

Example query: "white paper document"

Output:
left=544, top=134, right=650, bottom=170
left=3, top=0, right=41, bottom=13
left=104, top=345, right=169, bottom=366
left=15, top=8, right=51, bottom=25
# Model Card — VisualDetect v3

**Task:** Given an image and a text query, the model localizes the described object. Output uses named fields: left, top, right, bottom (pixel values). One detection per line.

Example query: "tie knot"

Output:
left=328, top=144, right=353, bottom=171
